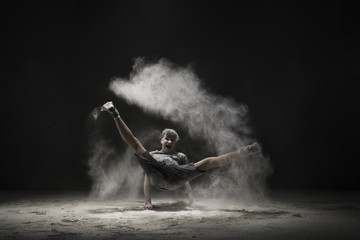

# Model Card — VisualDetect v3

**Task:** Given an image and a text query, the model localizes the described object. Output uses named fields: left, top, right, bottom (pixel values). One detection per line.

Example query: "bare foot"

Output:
left=247, top=142, right=260, bottom=152
left=101, top=101, right=119, bottom=117
left=241, top=142, right=260, bottom=154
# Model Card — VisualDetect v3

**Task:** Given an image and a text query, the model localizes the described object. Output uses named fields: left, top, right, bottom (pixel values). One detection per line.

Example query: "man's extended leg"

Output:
left=102, top=101, right=146, bottom=155
left=194, top=143, right=260, bottom=171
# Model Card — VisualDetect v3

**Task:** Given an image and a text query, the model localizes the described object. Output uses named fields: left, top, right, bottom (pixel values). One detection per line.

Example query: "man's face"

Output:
left=161, top=134, right=177, bottom=153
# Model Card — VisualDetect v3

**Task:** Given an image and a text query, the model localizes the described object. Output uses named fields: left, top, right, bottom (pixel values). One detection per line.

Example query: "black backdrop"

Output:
left=1, top=1, right=359, bottom=191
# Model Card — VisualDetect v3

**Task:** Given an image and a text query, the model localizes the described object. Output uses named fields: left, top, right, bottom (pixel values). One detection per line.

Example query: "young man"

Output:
left=102, top=101, right=259, bottom=209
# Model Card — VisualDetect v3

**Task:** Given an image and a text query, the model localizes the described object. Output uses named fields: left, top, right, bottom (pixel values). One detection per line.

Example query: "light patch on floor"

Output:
left=1, top=190, right=360, bottom=239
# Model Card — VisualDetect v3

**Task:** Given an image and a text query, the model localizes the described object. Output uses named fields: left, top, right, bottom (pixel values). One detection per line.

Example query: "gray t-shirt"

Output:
left=149, top=150, right=190, bottom=166
left=136, top=150, right=203, bottom=191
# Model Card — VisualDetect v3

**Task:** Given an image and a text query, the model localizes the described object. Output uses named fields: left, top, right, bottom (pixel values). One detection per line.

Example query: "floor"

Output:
left=1, top=189, right=360, bottom=240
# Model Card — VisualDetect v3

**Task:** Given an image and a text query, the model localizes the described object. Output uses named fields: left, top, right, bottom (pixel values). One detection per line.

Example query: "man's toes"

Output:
left=249, top=142, right=260, bottom=152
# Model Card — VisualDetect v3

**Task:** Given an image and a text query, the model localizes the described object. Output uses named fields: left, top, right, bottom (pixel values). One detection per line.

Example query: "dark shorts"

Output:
left=135, top=151, right=204, bottom=191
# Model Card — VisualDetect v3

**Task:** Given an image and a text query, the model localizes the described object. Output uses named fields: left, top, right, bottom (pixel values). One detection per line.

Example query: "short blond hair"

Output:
left=161, top=128, right=180, bottom=142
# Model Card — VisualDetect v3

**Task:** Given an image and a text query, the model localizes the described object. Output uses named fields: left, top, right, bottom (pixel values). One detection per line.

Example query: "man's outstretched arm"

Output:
left=102, top=101, right=146, bottom=155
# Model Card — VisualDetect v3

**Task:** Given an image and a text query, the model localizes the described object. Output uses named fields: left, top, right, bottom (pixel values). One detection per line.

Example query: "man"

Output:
left=101, top=101, right=259, bottom=209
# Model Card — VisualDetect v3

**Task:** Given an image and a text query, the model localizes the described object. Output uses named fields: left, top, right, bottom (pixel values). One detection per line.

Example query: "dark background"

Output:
left=1, top=1, right=359, bottom=191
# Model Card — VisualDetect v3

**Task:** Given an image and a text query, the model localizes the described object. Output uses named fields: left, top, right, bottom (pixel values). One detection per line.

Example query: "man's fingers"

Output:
left=143, top=203, right=154, bottom=209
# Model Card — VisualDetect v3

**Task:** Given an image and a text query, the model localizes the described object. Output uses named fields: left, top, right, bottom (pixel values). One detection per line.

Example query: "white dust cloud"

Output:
left=89, top=107, right=102, bottom=121
left=106, top=57, right=272, bottom=201
left=87, top=122, right=162, bottom=200
left=87, top=139, right=143, bottom=200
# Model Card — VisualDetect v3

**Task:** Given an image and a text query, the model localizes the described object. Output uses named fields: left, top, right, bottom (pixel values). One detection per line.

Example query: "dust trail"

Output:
left=87, top=139, right=142, bottom=200
left=86, top=118, right=162, bottom=200
left=90, top=107, right=102, bottom=121
left=107, top=57, right=272, bottom=201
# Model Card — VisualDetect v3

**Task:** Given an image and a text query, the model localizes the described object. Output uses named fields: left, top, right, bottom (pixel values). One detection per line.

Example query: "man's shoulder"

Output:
left=150, top=150, right=161, bottom=154
left=149, top=150, right=186, bottom=156
left=176, top=152, right=189, bottom=164
left=176, top=152, right=187, bottom=158
left=149, top=151, right=187, bottom=159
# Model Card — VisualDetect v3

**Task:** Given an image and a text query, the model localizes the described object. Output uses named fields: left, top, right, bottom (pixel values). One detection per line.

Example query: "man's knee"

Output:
left=194, top=157, right=221, bottom=171
left=203, top=157, right=220, bottom=168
